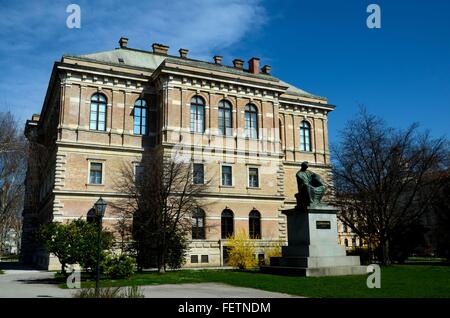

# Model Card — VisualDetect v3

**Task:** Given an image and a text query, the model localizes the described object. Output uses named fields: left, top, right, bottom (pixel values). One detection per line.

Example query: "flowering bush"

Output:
left=225, top=230, right=257, bottom=270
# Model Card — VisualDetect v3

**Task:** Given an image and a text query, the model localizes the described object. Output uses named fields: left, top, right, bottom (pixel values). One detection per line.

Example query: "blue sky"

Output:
left=0, top=0, right=449, bottom=145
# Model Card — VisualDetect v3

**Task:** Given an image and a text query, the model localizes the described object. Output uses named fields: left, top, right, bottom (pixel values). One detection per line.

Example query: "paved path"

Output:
left=140, top=283, right=297, bottom=298
left=0, top=263, right=296, bottom=298
left=0, top=264, right=74, bottom=298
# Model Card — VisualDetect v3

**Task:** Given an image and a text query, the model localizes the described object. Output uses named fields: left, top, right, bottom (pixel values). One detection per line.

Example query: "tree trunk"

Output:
left=381, top=239, right=392, bottom=265
left=61, top=263, right=67, bottom=278
left=157, top=248, right=165, bottom=273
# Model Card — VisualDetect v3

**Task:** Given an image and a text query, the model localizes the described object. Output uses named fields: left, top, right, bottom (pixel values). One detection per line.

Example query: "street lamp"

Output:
left=93, top=197, right=107, bottom=297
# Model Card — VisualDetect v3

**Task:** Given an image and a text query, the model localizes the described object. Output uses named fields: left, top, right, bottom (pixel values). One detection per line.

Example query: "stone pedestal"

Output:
left=261, top=206, right=366, bottom=277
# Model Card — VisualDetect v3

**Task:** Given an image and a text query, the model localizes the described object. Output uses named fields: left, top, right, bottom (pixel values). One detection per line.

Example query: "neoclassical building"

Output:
left=21, top=38, right=339, bottom=269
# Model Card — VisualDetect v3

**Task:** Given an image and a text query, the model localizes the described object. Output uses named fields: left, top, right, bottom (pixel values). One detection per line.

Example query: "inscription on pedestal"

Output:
left=316, top=220, right=331, bottom=229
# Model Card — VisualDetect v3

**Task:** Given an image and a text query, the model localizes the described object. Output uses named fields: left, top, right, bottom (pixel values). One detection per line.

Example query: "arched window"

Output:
left=244, top=104, right=258, bottom=139
left=300, top=120, right=312, bottom=151
left=218, top=100, right=232, bottom=136
left=221, top=209, right=234, bottom=239
left=344, top=238, right=349, bottom=247
left=343, top=224, right=348, bottom=233
left=352, top=237, right=357, bottom=247
left=90, top=93, right=107, bottom=131
left=249, top=209, right=261, bottom=239
left=192, top=208, right=205, bottom=240
left=133, top=99, right=148, bottom=135
left=190, top=95, right=205, bottom=133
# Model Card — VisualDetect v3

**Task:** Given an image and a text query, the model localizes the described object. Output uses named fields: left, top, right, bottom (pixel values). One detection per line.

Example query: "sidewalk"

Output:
left=0, top=262, right=297, bottom=298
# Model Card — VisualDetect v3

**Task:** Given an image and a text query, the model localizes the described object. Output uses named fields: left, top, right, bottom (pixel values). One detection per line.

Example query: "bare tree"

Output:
left=114, top=148, right=210, bottom=272
left=331, top=108, right=449, bottom=265
left=0, top=112, right=26, bottom=255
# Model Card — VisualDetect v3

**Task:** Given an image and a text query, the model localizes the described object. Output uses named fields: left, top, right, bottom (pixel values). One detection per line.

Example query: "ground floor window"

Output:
left=221, top=209, right=234, bottom=239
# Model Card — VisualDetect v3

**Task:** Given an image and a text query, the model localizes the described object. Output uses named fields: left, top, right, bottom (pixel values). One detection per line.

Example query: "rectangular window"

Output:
left=201, top=255, right=209, bottom=263
left=193, top=163, right=204, bottom=185
left=135, top=165, right=144, bottom=183
left=89, top=162, right=103, bottom=184
left=258, top=254, right=265, bottom=265
left=221, top=165, right=232, bottom=186
left=248, top=167, right=259, bottom=188
left=190, top=255, right=198, bottom=263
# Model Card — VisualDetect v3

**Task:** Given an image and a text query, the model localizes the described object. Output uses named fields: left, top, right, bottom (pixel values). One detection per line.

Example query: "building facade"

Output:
left=21, top=38, right=339, bottom=269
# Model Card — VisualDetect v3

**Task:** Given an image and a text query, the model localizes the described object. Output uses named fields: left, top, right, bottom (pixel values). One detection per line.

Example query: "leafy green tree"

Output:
left=39, top=219, right=113, bottom=277
left=38, top=222, right=77, bottom=276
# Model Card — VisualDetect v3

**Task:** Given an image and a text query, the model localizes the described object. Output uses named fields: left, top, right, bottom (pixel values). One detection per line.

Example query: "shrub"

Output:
left=74, top=287, right=121, bottom=298
left=263, top=244, right=282, bottom=265
left=225, top=230, right=258, bottom=270
left=102, top=254, right=136, bottom=279
left=73, top=286, right=144, bottom=298
left=122, top=285, right=145, bottom=298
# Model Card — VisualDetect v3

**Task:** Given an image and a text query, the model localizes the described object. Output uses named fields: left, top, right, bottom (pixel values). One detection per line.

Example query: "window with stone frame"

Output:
left=249, top=209, right=261, bottom=239
left=90, top=93, right=107, bottom=131
left=133, top=99, right=149, bottom=135
left=299, top=120, right=312, bottom=151
left=221, top=209, right=234, bottom=239
left=192, top=208, right=206, bottom=240
left=193, top=163, right=204, bottom=185
left=190, top=95, right=205, bottom=133
left=244, top=104, right=258, bottom=139
left=89, top=162, right=103, bottom=184
left=218, top=99, right=232, bottom=136
left=248, top=167, right=259, bottom=188
left=221, top=165, right=232, bottom=186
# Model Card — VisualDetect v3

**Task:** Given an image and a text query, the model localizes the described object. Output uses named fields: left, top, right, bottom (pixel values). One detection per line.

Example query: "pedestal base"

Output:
left=261, top=205, right=367, bottom=277
left=260, top=265, right=367, bottom=277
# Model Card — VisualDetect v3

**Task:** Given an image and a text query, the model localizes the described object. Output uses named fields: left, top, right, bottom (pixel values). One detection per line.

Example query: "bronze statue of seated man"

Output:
left=295, top=161, right=325, bottom=210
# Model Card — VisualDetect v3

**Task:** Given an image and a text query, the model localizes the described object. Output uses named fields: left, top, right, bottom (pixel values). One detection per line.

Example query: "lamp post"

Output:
left=93, top=197, right=107, bottom=297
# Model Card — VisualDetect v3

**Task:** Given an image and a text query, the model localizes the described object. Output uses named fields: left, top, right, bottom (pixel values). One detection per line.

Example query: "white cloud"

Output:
left=0, top=0, right=268, bottom=121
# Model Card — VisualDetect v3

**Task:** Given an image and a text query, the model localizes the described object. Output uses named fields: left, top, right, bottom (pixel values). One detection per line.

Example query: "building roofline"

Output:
left=118, top=46, right=277, bottom=81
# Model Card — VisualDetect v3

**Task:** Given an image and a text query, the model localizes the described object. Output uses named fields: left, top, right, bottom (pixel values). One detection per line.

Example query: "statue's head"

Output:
left=300, top=161, right=309, bottom=171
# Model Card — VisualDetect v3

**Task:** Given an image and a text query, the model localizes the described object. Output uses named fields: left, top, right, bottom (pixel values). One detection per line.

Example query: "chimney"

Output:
left=32, top=114, right=40, bottom=122
left=262, top=65, right=271, bottom=75
left=179, top=48, right=189, bottom=58
left=248, top=57, right=260, bottom=74
left=233, top=58, right=244, bottom=70
left=152, top=43, right=169, bottom=55
left=118, top=37, right=128, bottom=48
left=213, top=55, right=223, bottom=64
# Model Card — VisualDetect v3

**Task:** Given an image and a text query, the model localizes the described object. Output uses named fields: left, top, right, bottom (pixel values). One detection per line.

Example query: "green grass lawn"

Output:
left=70, top=265, right=450, bottom=298
left=0, top=270, right=4, bottom=275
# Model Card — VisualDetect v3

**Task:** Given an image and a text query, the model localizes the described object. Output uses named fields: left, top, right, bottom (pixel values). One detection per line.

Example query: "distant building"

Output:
left=2, top=228, right=19, bottom=255
left=338, top=223, right=362, bottom=251
left=21, top=38, right=351, bottom=269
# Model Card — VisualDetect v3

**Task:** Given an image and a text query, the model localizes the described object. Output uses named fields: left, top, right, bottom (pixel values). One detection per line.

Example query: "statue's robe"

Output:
left=296, top=170, right=325, bottom=207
